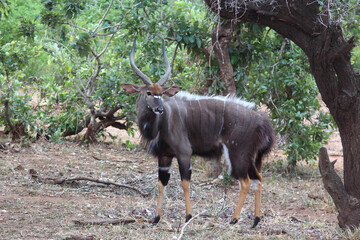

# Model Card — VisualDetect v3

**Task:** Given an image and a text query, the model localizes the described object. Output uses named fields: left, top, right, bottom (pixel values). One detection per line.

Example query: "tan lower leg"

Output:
left=232, top=176, right=251, bottom=220
left=155, top=181, right=165, bottom=217
left=254, top=171, right=263, bottom=219
left=181, top=180, right=191, bottom=217
left=254, top=182, right=262, bottom=218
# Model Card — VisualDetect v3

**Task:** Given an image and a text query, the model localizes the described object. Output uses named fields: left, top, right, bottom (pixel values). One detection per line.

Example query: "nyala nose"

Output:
left=156, top=106, right=164, bottom=114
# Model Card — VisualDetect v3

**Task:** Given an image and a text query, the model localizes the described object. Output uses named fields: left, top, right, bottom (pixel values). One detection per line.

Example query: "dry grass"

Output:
left=0, top=140, right=344, bottom=239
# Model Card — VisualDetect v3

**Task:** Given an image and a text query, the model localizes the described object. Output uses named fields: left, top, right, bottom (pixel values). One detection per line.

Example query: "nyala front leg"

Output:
left=153, top=156, right=172, bottom=224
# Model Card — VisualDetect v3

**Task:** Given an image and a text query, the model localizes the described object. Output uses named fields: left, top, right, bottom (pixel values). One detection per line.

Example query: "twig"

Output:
left=177, top=210, right=206, bottom=240
left=308, top=193, right=329, bottom=204
left=60, top=21, right=89, bottom=33
left=29, top=169, right=149, bottom=197
left=64, top=235, right=96, bottom=240
left=73, top=218, right=135, bottom=226
left=92, top=155, right=133, bottom=163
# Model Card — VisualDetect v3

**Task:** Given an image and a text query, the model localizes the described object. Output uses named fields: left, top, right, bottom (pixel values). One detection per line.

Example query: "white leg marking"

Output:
left=238, top=179, right=241, bottom=191
left=222, top=143, right=232, bottom=174
left=159, top=166, right=171, bottom=173
left=251, top=179, right=262, bottom=190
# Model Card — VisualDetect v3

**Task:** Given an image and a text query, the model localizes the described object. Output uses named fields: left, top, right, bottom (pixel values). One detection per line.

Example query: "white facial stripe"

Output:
left=154, top=95, right=162, bottom=99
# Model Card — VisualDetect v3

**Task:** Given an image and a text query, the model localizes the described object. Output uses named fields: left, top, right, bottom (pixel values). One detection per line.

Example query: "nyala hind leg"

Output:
left=230, top=175, right=250, bottom=224
left=252, top=174, right=263, bottom=228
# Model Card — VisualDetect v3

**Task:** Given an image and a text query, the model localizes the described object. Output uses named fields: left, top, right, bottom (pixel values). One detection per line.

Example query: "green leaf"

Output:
left=176, top=34, right=182, bottom=42
left=196, top=37, right=201, bottom=48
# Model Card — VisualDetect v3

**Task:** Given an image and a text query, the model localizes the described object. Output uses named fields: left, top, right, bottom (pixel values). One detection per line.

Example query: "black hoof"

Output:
left=230, top=218, right=238, bottom=224
left=152, top=215, right=160, bottom=225
left=185, top=214, right=192, bottom=222
left=251, top=216, right=261, bottom=228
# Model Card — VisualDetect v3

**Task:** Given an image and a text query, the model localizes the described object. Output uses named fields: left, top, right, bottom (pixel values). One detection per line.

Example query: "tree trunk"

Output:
left=212, top=21, right=236, bottom=95
left=319, top=148, right=360, bottom=229
left=4, top=99, right=26, bottom=141
left=205, top=0, right=360, bottom=229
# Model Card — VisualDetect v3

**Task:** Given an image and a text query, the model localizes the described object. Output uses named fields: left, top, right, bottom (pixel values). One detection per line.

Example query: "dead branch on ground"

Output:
left=64, top=236, right=97, bottom=240
left=92, top=155, right=133, bottom=163
left=73, top=218, right=136, bottom=226
left=29, top=169, right=149, bottom=197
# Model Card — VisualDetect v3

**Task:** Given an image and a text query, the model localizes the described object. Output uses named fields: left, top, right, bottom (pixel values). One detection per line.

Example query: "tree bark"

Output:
left=212, top=21, right=236, bottom=94
left=204, top=0, right=360, bottom=229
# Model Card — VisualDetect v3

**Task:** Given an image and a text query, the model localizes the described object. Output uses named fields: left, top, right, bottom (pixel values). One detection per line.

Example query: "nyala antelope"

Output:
left=121, top=38, right=275, bottom=228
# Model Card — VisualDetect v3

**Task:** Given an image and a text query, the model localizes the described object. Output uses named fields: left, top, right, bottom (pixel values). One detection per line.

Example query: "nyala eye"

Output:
left=146, top=91, right=152, bottom=96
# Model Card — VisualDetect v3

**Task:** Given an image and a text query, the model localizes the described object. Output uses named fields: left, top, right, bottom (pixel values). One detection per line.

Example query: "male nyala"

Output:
left=121, top=37, right=275, bottom=227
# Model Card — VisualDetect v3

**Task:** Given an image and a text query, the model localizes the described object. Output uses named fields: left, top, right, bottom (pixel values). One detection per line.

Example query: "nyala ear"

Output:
left=121, top=84, right=142, bottom=94
left=162, top=85, right=181, bottom=96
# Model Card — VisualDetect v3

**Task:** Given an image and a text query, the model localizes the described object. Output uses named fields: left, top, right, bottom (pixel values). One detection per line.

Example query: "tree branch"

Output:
left=60, top=21, right=89, bottom=33
left=60, top=105, right=124, bottom=137
left=91, top=0, right=114, bottom=37
left=170, top=41, right=180, bottom=75
left=177, top=210, right=206, bottom=240
left=328, top=36, right=356, bottom=63
left=97, top=26, right=120, bottom=58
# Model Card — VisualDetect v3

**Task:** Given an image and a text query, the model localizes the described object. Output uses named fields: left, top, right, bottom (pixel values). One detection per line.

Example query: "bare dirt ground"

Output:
left=0, top=127, right=349, bottom=240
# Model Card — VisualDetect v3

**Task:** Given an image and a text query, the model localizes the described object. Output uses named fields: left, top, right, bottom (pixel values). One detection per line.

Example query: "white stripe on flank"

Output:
left=218, top=100, right=225, bottom=136
left=197, top=99, right=202, bottom=138
left=174, top=98, right=184, bottom=126
left=164, top=103, right=172, bottom=134
left=222, top=143, right=232, bottom=174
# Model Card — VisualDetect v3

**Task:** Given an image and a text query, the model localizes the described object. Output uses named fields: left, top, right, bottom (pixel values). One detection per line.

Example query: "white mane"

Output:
left=174, top=91, right=256, bottom=110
